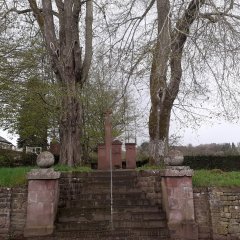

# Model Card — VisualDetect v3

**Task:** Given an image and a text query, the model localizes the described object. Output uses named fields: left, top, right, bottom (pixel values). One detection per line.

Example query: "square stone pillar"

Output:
left=161, top=166, right=198, bottom=240
left=24, top=168, right=61, bottom=237
left=125, top=143, right=136, bottom=169
left=112, top=140, right=122, bottom=169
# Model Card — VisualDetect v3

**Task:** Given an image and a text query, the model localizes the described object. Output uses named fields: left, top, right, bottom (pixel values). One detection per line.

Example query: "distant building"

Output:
left=0, top=136, right=13, bottom=150
left=25, top=146, right=42, bottom=155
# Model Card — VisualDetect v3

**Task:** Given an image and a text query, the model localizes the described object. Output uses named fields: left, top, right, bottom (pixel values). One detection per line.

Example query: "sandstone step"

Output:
left=112, top=219, right=167, bottom=229
left=60, top=170, right=138, bottom=180
left=54, top=229, right=133, bottom=239
left=26, top=235, right=169, bottom=240
left=62, top=198, right=151, bottom=209
left=58, top=204, right=164, bottom=218
left=60, top=187, right=147, bottom=195
left=63, top=191, right=147, bottom=201
left=58, top=207, right=165, bottom=223
left=58, top=213, right=111, bottom=222
left=114, top=211, right=166, bottom=221
left=131, top=227, right=170, bottom=238
left=26, top=231, right=170, bottom=240
left=57, top=207, right=110, bottom=223
left=55, top=221, right=111, bottom=231
left=58, top=206, right=164, bottom=221
left=58, top=192, right=153, bottom=207
left=58, top=204, right=163, bottom=215
left=60, top=180, right=138, bottom=189
left=59, top=179, right=141, bottom=192
left=56, top=220, right=167, bottom=232
left=88, top=173, right=138, bottom=179
left=73, top=182, right=137, bottom=190
left=54, top=230, right=168, bottom=240
left=88, top=170, right=138, bottom=177
left=54, top=222, right=168, bottom=239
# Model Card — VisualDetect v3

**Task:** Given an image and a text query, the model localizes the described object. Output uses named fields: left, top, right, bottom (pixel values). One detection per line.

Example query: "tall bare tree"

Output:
left=103, top=0, right=240, bottom=165
left=148, top=0, right=240, bottom=165
left=27, top=0, right=93, bottom=166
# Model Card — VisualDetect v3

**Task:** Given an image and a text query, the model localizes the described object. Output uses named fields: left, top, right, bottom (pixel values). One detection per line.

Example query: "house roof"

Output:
left=0, top=136, right=12, bottom=145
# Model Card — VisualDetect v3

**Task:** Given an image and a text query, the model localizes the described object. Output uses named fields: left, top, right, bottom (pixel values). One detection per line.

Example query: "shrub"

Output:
left=136, top=158, right=149, bottom=167
left=183, top=155, right=240, bottom=171
left=0, top=149, right=37, bottom=167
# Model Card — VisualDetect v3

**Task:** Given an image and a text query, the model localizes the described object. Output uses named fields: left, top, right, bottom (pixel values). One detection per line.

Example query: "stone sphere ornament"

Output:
left=36, top=151, right=55, bottom=168
left=164, top=150, right=184, bottom=166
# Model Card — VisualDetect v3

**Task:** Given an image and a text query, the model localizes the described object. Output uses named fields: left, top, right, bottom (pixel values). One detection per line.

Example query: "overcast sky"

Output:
left=181, top=122, right=240, bottom=145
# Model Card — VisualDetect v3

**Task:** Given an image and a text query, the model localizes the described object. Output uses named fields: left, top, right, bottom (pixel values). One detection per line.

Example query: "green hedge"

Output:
left=0, top=149, right=37, bottom=167
left=136, top=158, right=149, bottom=168
left=183, top=155, right=240, bottom=171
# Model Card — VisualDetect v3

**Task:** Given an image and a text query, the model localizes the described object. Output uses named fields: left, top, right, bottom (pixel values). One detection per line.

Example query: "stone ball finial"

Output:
left=36, top=151, right=55, bottom=168
left=164, top=149, right=184, bottom=166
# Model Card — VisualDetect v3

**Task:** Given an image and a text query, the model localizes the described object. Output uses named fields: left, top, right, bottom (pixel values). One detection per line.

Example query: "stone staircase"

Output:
left=24, top=170, right=169, bottom=240
left=52, top=170, right=169, bottom=240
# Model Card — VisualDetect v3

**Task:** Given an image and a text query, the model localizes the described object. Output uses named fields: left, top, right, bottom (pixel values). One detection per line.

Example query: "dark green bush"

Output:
left=0, top=149, right=37, bottom=167
left=183, top=155, right=240, bottom=171
left=136, top=158, right=149, bottom=167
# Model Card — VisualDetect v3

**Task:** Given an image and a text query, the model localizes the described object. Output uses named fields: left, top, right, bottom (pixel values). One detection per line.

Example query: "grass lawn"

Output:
left=137, top=165, right=240, bottom=187
left=0, top=165, right=92, bottom=187
left=1, top=166, right=240, bottom=188
left=0, top=167, right=32, bottom=187
left=193, top=170, right=240, bottom=187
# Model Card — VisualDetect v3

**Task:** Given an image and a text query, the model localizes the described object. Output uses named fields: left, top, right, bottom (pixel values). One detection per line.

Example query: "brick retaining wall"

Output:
left=10, top=187, right=28, bottom=239
left=209, top=187, right=240, bottom=240
left=0, top=188, right=11, bottom=239
left=193, top=188, right=212, bottom=240
left=0, top=187, right=27, bottom=239
left=194, top=187, right=240, bottom=240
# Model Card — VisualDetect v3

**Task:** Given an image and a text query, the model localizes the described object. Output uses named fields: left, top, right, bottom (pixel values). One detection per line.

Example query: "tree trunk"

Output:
left=149, top=104, right=172, bottom=165
left=58, top=78, right=83, bottom=166
left=149, top=0, right=204, bottom=165
left=149, top=0, right=171, bottom=165
left=59, top=81, right=82, bottom=166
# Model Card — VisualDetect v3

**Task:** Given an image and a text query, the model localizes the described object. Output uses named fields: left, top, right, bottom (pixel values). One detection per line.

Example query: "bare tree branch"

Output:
left=42, top=0, right=58, bottom=52
left=28, top=0, right=44, bottom=33
left=3, top=7, right=59, bottom=17
left=167, top=0, right=206, bottom=101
